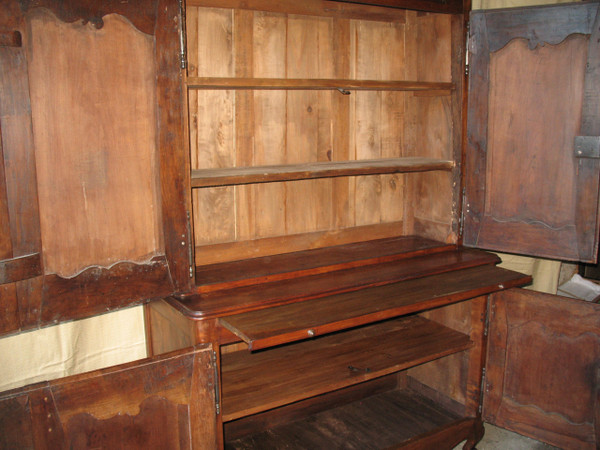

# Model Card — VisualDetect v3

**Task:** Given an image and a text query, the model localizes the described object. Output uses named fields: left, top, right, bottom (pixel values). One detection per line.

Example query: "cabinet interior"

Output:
left=186, top=5, right=461, bottom=268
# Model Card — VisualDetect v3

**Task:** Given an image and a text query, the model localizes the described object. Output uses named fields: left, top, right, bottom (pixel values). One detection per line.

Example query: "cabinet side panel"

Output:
left=27, top=11, right=162, bottom=277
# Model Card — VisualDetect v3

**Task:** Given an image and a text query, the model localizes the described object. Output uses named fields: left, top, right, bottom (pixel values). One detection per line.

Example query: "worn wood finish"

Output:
left=464, top=3, right=600, bottom=262
left=221, top=316, right=472, bottom=421
left=224, top=374, right=401, bottom=441
left=0, top=0, right=194, bottom=333
left=575, top=7, right=600, bottom=265
left=218, top=264, right=528, bottom=350
left=41, top=257, right=173, bottom=325
left=191, top=157, right=454, bottom=188
left=0, top=345, right=218, bottom=449
left=187, top=6, right=457, bottom=254
left=145, top=299, right=197, bottom=357
left=194, top=222, right=407, bottom=265
left=174, top=247, right=502, bottom=320
left=20, top=0, right=158, bottom=35
left=404, top=11, right=455, bottom=243
left=0, top=23, right=44, bottom=335
left=188, top=0, right=409, bottom=21
left=0, top=31, right=21, bottom=47
left=0, top=253, right=41, bottom=285
left=187, top=77, right=453, bottom=91
left=195, top=236, right=454, bottom=291
left=27, top=9, right=162, bottom=277
left=225, top=388, right=465, bottom=449
left=156, top=0, right=194, bottom=291
left=484, top=289, right=600, bottom=449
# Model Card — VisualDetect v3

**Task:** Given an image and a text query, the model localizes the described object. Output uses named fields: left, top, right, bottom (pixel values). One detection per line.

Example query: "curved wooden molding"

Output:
left=478, top=2, right=599, bottom=53
left=20, top=0, right=159, bottom=35
left=41, top=256, right=173, bottom=324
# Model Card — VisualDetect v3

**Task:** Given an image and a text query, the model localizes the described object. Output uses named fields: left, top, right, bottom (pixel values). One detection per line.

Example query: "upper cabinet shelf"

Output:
left=186, top=77, right=454, bottom=93
left=191, top=157, right=455, bottom=188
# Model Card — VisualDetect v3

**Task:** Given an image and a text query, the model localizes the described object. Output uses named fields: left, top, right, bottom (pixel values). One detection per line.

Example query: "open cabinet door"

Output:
left=464, top=3, right=600, bottom=262
left=484, top=289, right=600, bottom=449
left=0, top=345, right=219, bottom=449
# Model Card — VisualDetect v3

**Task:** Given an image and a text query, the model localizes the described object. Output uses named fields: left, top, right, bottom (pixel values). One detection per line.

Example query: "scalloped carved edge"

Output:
left=40, top=256, right=174, bottom=324
left=19, top=0, right=158, bottom=35
left=477, top=2, right=599, bottom=53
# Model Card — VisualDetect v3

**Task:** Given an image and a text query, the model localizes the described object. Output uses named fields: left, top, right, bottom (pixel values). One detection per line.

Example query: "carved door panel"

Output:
left=0, top=0, right=192, bottom=335
left=0, top=345, right=219, bottom=449
left=464, top=3, right=600, bottom=262
left=484, top=289, right=600, bottom=449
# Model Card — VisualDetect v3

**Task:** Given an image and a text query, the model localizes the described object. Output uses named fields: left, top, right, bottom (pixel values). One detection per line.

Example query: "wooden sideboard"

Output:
left=0, top=0, right=599, bottom=448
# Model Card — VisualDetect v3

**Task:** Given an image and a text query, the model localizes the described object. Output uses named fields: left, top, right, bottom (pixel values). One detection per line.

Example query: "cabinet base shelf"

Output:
left=225, top=386, right=476, bottom=449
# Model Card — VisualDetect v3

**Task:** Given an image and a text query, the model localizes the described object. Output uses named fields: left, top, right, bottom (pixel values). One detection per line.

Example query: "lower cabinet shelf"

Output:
left=221, top=315, right=472, bottom=422
left=224, top=385, right=471, bottom=449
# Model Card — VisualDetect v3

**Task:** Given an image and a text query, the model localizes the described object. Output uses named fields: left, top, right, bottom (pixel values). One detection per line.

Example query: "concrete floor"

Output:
left=455, top=423, right=561, bottom=449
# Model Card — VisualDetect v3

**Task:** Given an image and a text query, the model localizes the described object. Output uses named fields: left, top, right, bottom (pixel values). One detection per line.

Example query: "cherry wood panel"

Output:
left=221, top=316, right=472, bottom=420
left=0, top=345, right=218, bottom=449
left=191, top=157, right=453, bottom=188
left=484, top=289, right=600, bottom=449
left=174, top=247, right=502, bottom=320
left=218, top=264, right=529, bottom=350
left=464, top=3, right=600, bottom=262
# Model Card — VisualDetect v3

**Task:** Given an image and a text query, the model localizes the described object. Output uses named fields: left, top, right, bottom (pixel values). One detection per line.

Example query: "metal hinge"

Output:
left=178, top=0, right=187, bottom=70
left=459, top=187, right=467, bottom=237
left=465, top=21, right=470, bottom=76
left=186, top=211, right=194, bottom=278
left=212, top=350, right=221, bottom=415
left=484, top=296, right=491, bottom=337
left=478, top=366, right=486, bottom=414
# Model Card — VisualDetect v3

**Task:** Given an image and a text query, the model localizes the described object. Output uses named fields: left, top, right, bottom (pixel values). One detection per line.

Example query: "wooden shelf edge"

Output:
left=194, top=236, right=454, bottom=293
left=186, top=77, right=454, bottom=92
left=218, top=265, right=530, bottom=350
left=191, top=157, right=455, bottom=188
left=220, top=316, right=473, bottom=421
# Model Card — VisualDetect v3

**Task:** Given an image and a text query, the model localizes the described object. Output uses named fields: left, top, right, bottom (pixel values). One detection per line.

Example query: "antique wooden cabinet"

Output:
left=0, top=0, right=599, bottom=449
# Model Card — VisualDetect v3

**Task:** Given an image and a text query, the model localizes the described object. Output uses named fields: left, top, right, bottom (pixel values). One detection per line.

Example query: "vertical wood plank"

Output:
left=354, top=19, right=405, bottom=227
left=0, top=36, right=43, bottom=332
left=285, top=15, right=334, bottom=235
left=248, top=11, right=287, bottom=239
left=331, top=18, right=354, bottom=230
left=408, top=13, right=454, bottom=242
left=189, top=7, right=236, bottom=246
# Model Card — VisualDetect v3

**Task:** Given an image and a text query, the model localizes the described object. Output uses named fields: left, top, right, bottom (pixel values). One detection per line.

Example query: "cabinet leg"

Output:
left=462, top=419, right=485, bottom=450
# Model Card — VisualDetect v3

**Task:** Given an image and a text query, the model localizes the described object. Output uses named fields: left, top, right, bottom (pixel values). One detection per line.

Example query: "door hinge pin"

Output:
left=178, top=0, right=187, bottom=70
left=186, top=211, right=194, bottom=278
left=212, top=350, right=221, bottom=415
left=478, top=366, right=486, bottom=414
